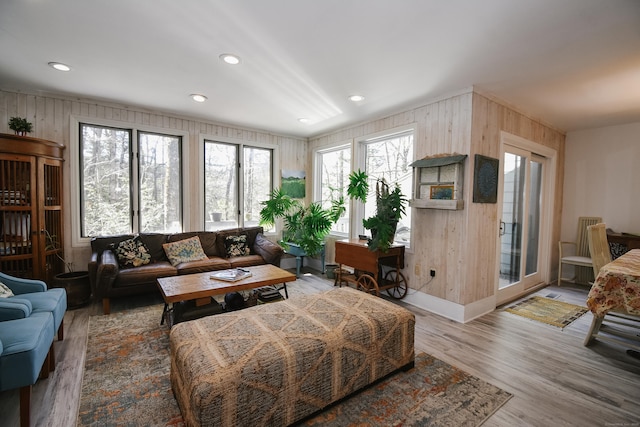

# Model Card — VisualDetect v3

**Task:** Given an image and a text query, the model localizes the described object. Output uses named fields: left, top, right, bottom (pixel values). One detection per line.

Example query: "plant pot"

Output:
left=53, top=271, right=91, bottom=309
left=210, top=212, right=222, bottom=222
left=325, top=264, right=339, bottom=279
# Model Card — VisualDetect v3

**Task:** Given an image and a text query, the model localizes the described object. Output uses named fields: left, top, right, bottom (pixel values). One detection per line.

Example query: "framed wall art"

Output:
left=472, top=154, right=499, bottom=203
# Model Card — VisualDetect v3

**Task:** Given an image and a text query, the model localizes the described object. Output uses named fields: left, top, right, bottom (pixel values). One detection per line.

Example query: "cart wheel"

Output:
left=385, top=270, right=408, bottom=299
left=357, top=274, right=379, bottom=296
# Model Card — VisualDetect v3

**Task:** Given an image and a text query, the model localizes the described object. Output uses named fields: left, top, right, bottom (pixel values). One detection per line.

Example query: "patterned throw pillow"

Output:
left=163, top=236, right=208, bottom=266
left=0, top=281, right=15, bottom=298
left=114, top=236, right=152, bottom=268
left=225, top=234, right=250, bottom=257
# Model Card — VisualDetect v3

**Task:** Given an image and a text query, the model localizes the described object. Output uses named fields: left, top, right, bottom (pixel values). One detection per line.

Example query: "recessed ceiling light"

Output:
left=219, top=54, right=241, bottom=65
left=348, top=95, right=365, bottom=102
left=190, top=94, right=208, bottom=102
left=298, top=118, right=310, bottom=124
left=48, top=62, right=71, bottom=72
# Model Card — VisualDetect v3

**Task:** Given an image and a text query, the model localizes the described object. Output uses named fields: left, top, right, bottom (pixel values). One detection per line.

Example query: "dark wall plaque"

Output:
left=473, top=154, right=499, bottom=203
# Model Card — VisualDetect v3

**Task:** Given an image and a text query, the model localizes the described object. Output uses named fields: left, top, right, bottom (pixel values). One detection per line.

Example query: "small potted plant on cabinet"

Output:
left=347, top=169, right=408, bottom=252
left=8, top=117, right=33, bottom=136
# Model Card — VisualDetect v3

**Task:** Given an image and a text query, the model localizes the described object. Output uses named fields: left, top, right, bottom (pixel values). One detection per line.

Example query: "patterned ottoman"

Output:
left=170, top=287, right=415, bottom=426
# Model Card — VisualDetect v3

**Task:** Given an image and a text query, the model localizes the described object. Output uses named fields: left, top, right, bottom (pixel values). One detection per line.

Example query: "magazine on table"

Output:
left=210, top=268, right=252, bottom=282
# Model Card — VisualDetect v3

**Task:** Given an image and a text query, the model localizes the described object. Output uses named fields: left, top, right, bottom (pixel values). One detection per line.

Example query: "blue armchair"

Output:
left=0, top=272, right=67, bottom=342
left=0, top=296, right=56, bottom=427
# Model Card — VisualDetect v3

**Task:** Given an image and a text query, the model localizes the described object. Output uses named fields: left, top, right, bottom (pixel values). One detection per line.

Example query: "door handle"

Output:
left=499, top=220, right=506, bottom=237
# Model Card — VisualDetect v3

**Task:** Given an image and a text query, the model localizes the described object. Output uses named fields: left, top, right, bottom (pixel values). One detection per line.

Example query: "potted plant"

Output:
left=8, top=117, right=33, bottom=136
left=347, top=169, right=408, bottom=252
left=259, top=188, right=345, bottom=257
left=44, top=230, right=91, bottom=308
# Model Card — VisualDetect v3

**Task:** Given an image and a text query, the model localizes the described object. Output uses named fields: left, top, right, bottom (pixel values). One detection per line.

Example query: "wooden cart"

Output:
left=334, top=238, right=408, bottom=299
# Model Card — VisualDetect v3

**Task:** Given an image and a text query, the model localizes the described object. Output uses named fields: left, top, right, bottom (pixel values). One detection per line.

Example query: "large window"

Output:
left=79, top=123, right=182, bottom=236
left=316, top=145, right=351, bottom=234
left=358, top=129, right=414, bottom=246
left=204, top=140, right=273, bottom=230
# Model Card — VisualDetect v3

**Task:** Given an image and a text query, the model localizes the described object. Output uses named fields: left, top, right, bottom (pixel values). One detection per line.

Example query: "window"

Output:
left=316, top=145, right=351, bottom=234
left=357, top=128, right=414, bottom=246
left=204, top=140, right=273, bottom=230
left=79, top=123, right=182, bottom=237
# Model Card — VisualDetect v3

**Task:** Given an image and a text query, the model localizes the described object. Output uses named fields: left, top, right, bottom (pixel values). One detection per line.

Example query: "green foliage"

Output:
left=347, top=169, right=369, bottom=203
left=347, top=171, right=408, bottom=252
left=259, top=188, right=345, bottom=257
left=8, top=117, right=33, bottom=134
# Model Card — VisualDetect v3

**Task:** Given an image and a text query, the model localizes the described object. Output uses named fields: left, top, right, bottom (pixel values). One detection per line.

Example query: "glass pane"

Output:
left=320, top=147, right=350, bottom=233
left=364, top=133, right=413, bottom=245
left=499, top=152, right=525, bottom=288
left=204, top=142, right=238, bottom=230
left=80, top=124, right=131, bottom=236
left=525, top=160, right=542, bottom=276
left=139, top=132, right=182, bottom=233
left=243, top=146, right=272, bottom=227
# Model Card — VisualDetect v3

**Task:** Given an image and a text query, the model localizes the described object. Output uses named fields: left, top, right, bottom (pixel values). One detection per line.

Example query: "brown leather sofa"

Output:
left=88, top=226, right=284, bottom=314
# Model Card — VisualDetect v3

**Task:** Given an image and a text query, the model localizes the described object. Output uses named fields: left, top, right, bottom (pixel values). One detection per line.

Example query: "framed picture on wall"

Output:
left=473, top=154, right=499, bottom=203
left=430, top=185, right=454, bottom=200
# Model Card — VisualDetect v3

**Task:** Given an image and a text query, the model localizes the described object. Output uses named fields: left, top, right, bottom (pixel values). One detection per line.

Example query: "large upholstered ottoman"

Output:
left=170, top=287, right=415, bottom=426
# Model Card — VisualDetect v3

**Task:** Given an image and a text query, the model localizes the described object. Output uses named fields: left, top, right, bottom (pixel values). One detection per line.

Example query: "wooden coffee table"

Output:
left=157, top=264, right=296, bottom=326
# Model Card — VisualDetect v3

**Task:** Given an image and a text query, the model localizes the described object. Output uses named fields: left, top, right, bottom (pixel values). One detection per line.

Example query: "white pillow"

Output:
left=0, top=281, right=14, bottom=298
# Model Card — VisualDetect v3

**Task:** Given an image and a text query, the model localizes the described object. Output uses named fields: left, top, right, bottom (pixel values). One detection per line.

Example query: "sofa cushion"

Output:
left=168, top=232, right=219, bottom=257
left=113, top=236, right=152, bottom=268
left=242, top=226, right=263, bottom=249
left=253, top=233, right=284, bottom=265
left=91, top=234, right=135, bottom=256
left=139, top=233, right=168, bottom=261
left=229, top=254, right=266, bottom=268
left=225, top=234, right=250, bottom=257
left=163, top=236, right=208, bottom=266
left=0, top=281, right=14, bottom=298
left=176, top=257, right=232, bottom=275
left=117, top=261, right=177, bottom=286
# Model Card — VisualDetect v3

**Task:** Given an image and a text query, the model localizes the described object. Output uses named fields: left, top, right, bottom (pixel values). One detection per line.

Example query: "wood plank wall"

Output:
left=309, top=91, right=474, bottom=304
left=0, top=87, right=564, bottom=308
left=309, top=90, right=565, bottom=307
left=466, top=93, right=565, bottom=305
left=0, top=89, right=306, bottom=269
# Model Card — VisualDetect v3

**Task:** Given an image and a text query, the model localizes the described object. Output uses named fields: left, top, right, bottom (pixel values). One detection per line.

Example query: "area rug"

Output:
left=78, top=304, right=512, bottom=427
left=505, top=295, right=589, bottom=328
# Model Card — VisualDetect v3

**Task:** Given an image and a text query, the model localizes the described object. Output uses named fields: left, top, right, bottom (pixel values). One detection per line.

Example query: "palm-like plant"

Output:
left=259, top=188, right=345, bottom=257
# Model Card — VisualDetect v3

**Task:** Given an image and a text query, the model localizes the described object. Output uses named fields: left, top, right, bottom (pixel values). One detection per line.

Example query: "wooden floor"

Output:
left=2, top=269, right=639, bottom=426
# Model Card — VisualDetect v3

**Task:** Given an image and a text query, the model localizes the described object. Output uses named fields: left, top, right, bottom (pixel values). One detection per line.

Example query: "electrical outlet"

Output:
left=430, top=269, right=436, bottom=278
left=414, top=263, right=421, bottom=276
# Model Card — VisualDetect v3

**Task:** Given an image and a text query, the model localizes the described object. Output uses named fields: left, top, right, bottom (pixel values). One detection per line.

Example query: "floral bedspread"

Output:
left=586, top=249, right=640, bottom=317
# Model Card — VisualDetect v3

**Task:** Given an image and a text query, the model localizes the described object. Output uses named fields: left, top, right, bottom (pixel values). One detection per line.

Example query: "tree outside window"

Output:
left=79, top=124, right=182, bottom=236
left=362, top=131, right=413, bottom=245
left=204, top=140, right=272, bottom=230
left=318, top=146, right=351, bottom=234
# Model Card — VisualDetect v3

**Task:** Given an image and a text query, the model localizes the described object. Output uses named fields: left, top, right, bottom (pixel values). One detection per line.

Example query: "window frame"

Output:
left=70, top=115, right=190, bottom=247
left=353, top=124, right=416, bottom=249
left=199, top=133, right=278, bottom=232
left=313, top=141, right=352, bottom=237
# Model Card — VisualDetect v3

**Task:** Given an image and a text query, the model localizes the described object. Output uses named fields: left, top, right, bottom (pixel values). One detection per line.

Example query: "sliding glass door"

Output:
left=497, top=145, right=547, bottom=304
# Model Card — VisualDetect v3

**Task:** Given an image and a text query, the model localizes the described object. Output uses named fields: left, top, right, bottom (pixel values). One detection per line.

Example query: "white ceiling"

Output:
left=1, top=0, right=639, bottom=138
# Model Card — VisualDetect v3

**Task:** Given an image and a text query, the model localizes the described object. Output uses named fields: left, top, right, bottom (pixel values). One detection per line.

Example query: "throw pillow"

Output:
left=0, top=281, right=14, bottom=298
left=225, top=234, right=250, bottom=257
left=163, top=236, right=208, bottom=266
left=113, top=236, right=152, bottom=268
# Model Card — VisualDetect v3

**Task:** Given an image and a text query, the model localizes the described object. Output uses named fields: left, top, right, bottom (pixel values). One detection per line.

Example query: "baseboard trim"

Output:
left=402, top=290, right=496, bottom=323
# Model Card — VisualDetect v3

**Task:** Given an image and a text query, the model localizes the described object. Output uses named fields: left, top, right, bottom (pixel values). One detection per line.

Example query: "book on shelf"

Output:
left=210, top=268, right=253, bottom=282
